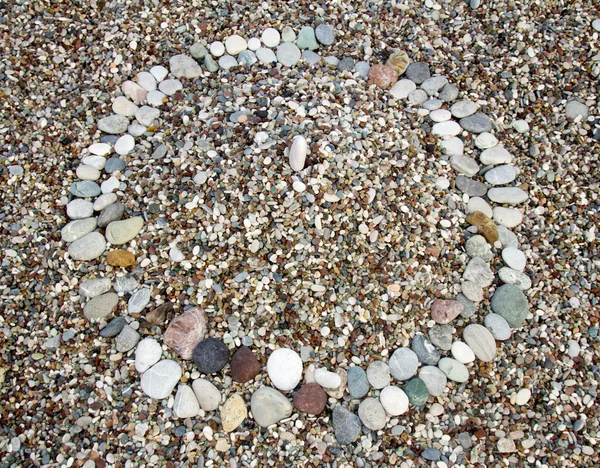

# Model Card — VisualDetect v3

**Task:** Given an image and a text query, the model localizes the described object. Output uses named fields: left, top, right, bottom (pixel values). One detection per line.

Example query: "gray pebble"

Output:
left=100, top=316, right=128, bottom=338
left=315, top=23, right=335, bottom=45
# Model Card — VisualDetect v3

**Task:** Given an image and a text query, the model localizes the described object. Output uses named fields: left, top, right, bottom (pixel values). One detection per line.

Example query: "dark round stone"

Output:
left=193, top=338, right=229, bottom=374
left=230, top=346, right=261, bottom=383
left=293, top=383, right=327, bottom=415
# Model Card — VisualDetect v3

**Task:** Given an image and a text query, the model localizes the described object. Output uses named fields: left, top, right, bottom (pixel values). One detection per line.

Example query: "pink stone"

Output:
left=163, top=307, right=208, bottom=360
left=122, top=80, right=148, bottom=104
left=368, top=64, right=398, bottom=89
left=431, top=300, right=464, bottom=324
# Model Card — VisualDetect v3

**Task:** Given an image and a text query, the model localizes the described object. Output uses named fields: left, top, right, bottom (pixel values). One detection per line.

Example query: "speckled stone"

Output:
left=230, top=346, right=261, bottom=383
left=368, top=64, right=398, bottom=89
left=347, top=366, right=370, bottom=399
left=221, top=393, right=247, bottom=432
left=404, top=378, right=429, bottom=406
left=463, top=324, right=497, bottom=362
left=193, top=338, right=229, bottom=374
left=333, top=405, right=361, bottom=445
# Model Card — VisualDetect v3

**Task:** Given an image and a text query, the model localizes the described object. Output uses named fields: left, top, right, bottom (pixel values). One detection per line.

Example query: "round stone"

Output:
left=256, top=47, right=277, bottom=64
left=463, top=324, right=497, bottom=362
left=389, top=348, right=419, bottom=381
left=247, top=37, right=261, bottom=51
left=276, top=42, right=301, bottom=67
left=193, top=338, right=229, bottom=374
left=516, top=388, right=532, bottom=405
left=250, top=386, right=293, bottom=427
left=379, top=386, right=409, bottom=416
left=461, top=280, right=484, bottom=303
left=135, top=338, right=162, bottom=373
left=218, top=55, right=238, bottom=70
left=266, top=348, right=303, bottom=391
left=438, top=358, right=469, bottom=383
left=491, top=284, right=529, bottom=327
left=230, top=346, right=261, bottom=383
left=389, top=79, right=416, bottom=99
left=68, top=232, right=106, bottom=261
left=80, top=278, right=111, bottom=298
left=281, top=26, right=296, bottom=42
left=429, top=324, right=453, bottom=351
left=463, top=257, right=494, bottom=288
left=484, top=313, right=512, bottom=341
left=451, top=155, right=480, bottom=177
left=225, top=35, right=247, bottom=55
left=404, top=378, right=429, bottom=406
left=140, top=360, right=182, bottom=400
left=502, top=247, right=526, bottom=271
left=83, top=292, right=118, bottom=320
left=358, top=398, right=387, bottom=431
left=368, top=64, right=398, bottom=89
left=366, top=361, right=390, bottom=389
left=418, top=366, right=447, bottom=396
left=210, top=41, right=225, bottom=57
left=82, top=155, right=106, bottom=170
left=169, top=54, right=202, bottom=79
left=460, top=114, right=492, bottom=133
left=237, top=50, right=257, bottom=66
left=451, top=100, right=479, bottom=118
left=98, top=202, right=125, bottom=228
left=485, top=165, right=518, bottom=185
left=451, top=341, right=476, bottom=364
left=173, top=384, right=200, bottom=418
left=347, top=366, right=370, bottom=399
left=192, top=379, right=221, bottom=411
left=293, top=383, right=327, bottom=415
left=430, top=299, right=463, bottom=324
left=67, top=199, right=93, bottom=220
left=61, top=218, right=97, bottom=243
left=261, top=28, right=281, bottom=48
left=475, top=132, right=499, bottom=149
left=405, top=62, right=430, bottom=84
left=432, top=120, right=462, bottom=138
left=296, top=26, right=319, bottom=50
left=430, top=109, right=451, bottom=122
left=332, top=405, right=361, bottom=445
left=411, top=335, right=441, bottom=365
left=315, top=23, right=335, bottom=45
left=493, top=207, right=523, bottom=228
left=221, top=394, right=247, bottom=432
left=135, top=106, right=160, bottom=127
left=149, top=65, right=168, bottom=82
left=105, top=217, right=144, bottom=245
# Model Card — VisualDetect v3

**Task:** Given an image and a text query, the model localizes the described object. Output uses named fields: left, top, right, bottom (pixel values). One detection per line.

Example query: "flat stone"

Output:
left=493, top=207, right=523, bottom=228
left=82, top=155, right=106, bottom=170
left=98, top=202, right=125, bottom=228
left=315, top=23, right=335, bottom=45
left=451, top=100, right=479, bottom=118
left=106, top=249, right=135, bottom=267
left=83, top=292, right=118, bottom=320
left=498, top=267, right=532, bottom=290
left=135, top=106, right=160, bottom=127
left=231, top=346, right=261, bottom=383
left=347, top=366, right=370, bottom=399
left=146, top=302, right=174, bottom=326
left=418, top=366, right=447, bottom=396
left=276, top=43, right=301, bottom=67
left=296, top=26, right=319, bottom=50
left=430, top=109, right=452, bottom=122
left=98, top=114, right=129, bottom=134
left=76, top=164, right=101, bottom=181
left=88, top=143, right=111, bottom=156
left=466, top=235, right=493, bottom=262
left=192, top=379, right=221, bottom=411
left=475, top=132, right=499, bottom=149
left=516, top=388, right=532, bottom=406
left=237, top=50, right=257, bottom=66
left=389, top=79, right=417, bottom=99
left=462, top=280, right=484, bottom=302
left=485, top=165, right=518, bottom=185
left=566, top=100, right=589, bottom=121
left=438, top=358, right=469, bottom=382
left=337, top=57, right=355, bottom=72
left=99, top=316, right=127, bottom=338
left=149, top=65, right=168, bottom=82
left=423, top=98, right=442, bottom=110
left=68, top=232, right=106, bottom=261
left=512, top=119, right=529, bottom=133
left=333, top=405, right=361, bottom=445
left=225, top=35, right=247, bottom=55
left=115, top=325, right=140, bottom=352
left=260, top=28, right=280, bottom=48
left=421, top=76, right=448, bottom=95
left=432, top=120, right=462, bottom=138
left=221, top=394, right=247, bottom=431
left=61, top=218, right=97, bottom=243
left=429, top=324, right=453, bottom=350
left=368, top=64, right=398, bottom=89
left=135, top=337, right=162, bottom=373
left=366, top=361, right=390, bottom=389
left=358, top=398, right=387, bottom=431
left=169, top=54, right=202, bottom=79
left=497, top=225, right=519, bottom=248
left=189, top=43, right=208, bottom=60
left=140, top=360, right=181, bottom=400
left=480, top=145, right=513, bottom=165
left=491, top=284, right=529, bottom=327
left=217, top=55, right=237, bottom=70
left=193, top=338, right=229, bottom=374
left=431, top=299, right=463, bottom=324
left=411, top=335, right=441, bottom=365
left=379, top=386, right=409, bottom=415
left=488, top=187, right=528, bottom=205
left=70, top=180, right=101, bottom=198
left=174, top=384, right=200, bottom=418
left=389, top=348, right=419, bottom=381
left=281, top=26, right=296, bottom=42
left=451, top=341, right=476, bottom=363
left=484, top=313, right=512, bottom=341
left=439, top=83, right=459, bottom=101
left=80, top=277, right=112, bottom=298
left=114, top=275, right=139, bottom=294
left=267, top=348, right=303, bottom=391
left=104, top=157, right=127, bottom=174
left=105, top=217, right=144, bottom=245
left=502, top=247, right=526, bottom=271
left=158, top=79, right=183, bottom=96
left=354, top=61, right=370, bottom=78
left=301, top=50, right=321, bottom=65
left=102, top=176, right=119, bottom=193
left=250, top=386, right=293, bottom=427
left=463, top=256, right=494, bottom=287
left=405, top=62, right=430, bottom=84
left=460, top=114, right=492, bottom=133
left=256, top=47, right=277, bottom=64
left=121, top=81, right=147, bottom=103
left=128, top=287, right=151, bottom=314
left=112, top=96, right=138, bottom=117
left=293, top=383, right=327, bottom=415
left=463, top=324, right=497, bottom=362
left=67, top=199, right=93, bottom=220
left=451, top=155, right=480, bottom=177
left=404, top=378, right=429, bottom=406
left=146, top=90, right=166, bottom=107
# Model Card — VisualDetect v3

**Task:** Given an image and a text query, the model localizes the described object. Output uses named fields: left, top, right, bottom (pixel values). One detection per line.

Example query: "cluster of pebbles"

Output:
left=61, top=23, right=535, bottom=448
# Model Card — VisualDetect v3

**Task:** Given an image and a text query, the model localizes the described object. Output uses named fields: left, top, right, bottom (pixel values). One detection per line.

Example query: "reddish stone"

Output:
left=230, top=346, right=261, bottom=383
left=368, top=64, right=398, bottom=89
left=293, top=383, right=328, bottom=415
left=145, top=302, right=173, bottom=326
left=163, top=306, right=208, bottom=360
left=431, top=300, right=464, bottom=324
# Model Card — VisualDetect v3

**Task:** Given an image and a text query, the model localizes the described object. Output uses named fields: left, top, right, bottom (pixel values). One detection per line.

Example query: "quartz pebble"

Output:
left=379, top=386, right=409, bottom=416
left=438, top=358, right=469, bottom=383
left=267, top=348, right=303, bottom=391
left=314, top=368, right=341, bottom=389
left=140, top=360, right=182, bottom=400
left=451, top=341, right=476, bottom=364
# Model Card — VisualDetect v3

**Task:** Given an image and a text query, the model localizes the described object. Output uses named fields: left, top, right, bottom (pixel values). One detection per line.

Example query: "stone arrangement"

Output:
left=62, top=24, right=535, bottom=445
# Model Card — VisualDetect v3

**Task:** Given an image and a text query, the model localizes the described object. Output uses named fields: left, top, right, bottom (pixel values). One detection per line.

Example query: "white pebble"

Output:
left=210, top=41, right=225, bottom=57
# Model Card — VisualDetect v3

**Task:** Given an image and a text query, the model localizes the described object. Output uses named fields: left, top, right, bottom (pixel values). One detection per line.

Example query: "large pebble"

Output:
left=463, top=324, right=497, bottom=362
left=368, top=64, right=398, bottom=89
left=82, top=156, right=106, bottom=171
left=480, top=146, right=513, bottom=165
left=68, top=232, right=106, bottom=261
left=315, top=23, right=335, bottom=45
left=261, top=28, right=281, bottom=48
left=430, top=299, right=463, bottom=324
left=451, top=155, right=480, bottom=177
left=389, top=79, right=416, bottom=99
left=456, top=176, right=488, bottom=197
left=267, top=348, right=303, bottom=391
left=488, top=187, right=529, bottom=205
left=293, top=383, right=327, bottom=415
left=429, top=324, right=453, bottom=350
left=289, top=135, right=307, bottom=171
left=256, top=47, right=277, bottom=64
left=421, top=76, right=448, bottom=95
left=493, top=207, right=523, bottom=228
left=121, top=81, right=147, bottom=103
left=315, top=368, right=342, bottom=389
left=135, top=337, right=162, bottom=373
left=140, top=360, right=182, bottom=400
left=174, top=384, right=200, bottom=418
left=460, top=114, right=492, bottom=133
left=451, top=341, right=476, bottom=364
left=484, top=313, right=512, bottom=341
left=135, top=106, right=160, bottom=127
left=98, top=114, right=129, bottom=134
left=411, top=335, right=441, bottom=365
left=128, top=287, right=151, bottom=314
left=333, top=405, right=361, bottom=445
left=498, top=267, right=532, bottom=290
left=61, top=218, right=97, bottom=243
left=225, top=35, right=247, bottom=55
left=432, top=120, right=462, bottom=138
left=221, top=394, right=247, bottom=431
left=276, top=43, right=301, bottom=67
left=347, top=366, right=370, bottom=399
left=105, top=217, right=144, bottom=245
left=502, top=247, right=526, bottom=271
left=296, top=26, right=319, bottom=50
left=463, top=257, right=494, bottom=287
left=440, top=137, right=464, bottom=156
left=389, top=348, right=419, bottom=381
left=231, top=346, right=261, bottom=383
left=451, top=100, right=479, bottom=118
left=404, top=378, right=429, bottom=406
left=67, top=199, right=93, bottom=220
left=99, top=316, right=127, bottom=338
left=115, top=325, right=140, bottom=352
left=250, top=386, right=293, bottom=427
left=467, top=197, right=493, bottom=218
left=485, top=165, right=518, bottom=185
left=366, top=361, right=390, bottom=389
left=466, top=235, right=493, bottom=262
left=83, top=292, right=118, bottom=320
left=475, top=132, right=498, bottom=149
left=136, top=71, right=157, bottom=91
left=80, top=277, right=111, bottom=298
left=438, top=358, right=469, bottom=383
left=566, top=100, right=589, bottom=121
left=192, top=379, right=221, bottom=411
left=169, top=54, right=202, bottom=79
left=462, top=280, right=484, bottom=302
left=98, top=202, right=125, bottom=228
left=193, top=338, right=229, bottom=374
left=358, top=398, right=387, bottom=431
left=430, top=109, right=451, bottom=122
left=405, top=62, right=430, bottom=84
left=491, top=284, right=529, bottom=327
left=418, top=366, right=447, bottom=396
left=158, top=79, right=183, bottom=96
left=379, top=386, right=409, bottom=415
left=88, top=143, right=111, bottom=156
left=112, top=96, right=138, bottom=117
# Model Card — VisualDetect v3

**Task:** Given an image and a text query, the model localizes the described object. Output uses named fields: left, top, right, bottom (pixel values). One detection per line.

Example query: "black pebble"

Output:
left=193, top=338, right=228, bottom=374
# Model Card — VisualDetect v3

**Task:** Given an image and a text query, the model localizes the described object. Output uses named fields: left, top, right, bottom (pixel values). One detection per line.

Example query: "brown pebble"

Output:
left=146, top=302, right=174, bottom=326
left=106, top=250, right=135, bottom=267
left=230, top=346, right=261, bottom=383
left=293, top=383, right=328, bottom=415
left=466, top=211, right=499, bottom=244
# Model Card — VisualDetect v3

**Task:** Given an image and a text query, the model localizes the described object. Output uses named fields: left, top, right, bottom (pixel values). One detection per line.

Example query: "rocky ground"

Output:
left=1, top=0, right=599, bottom=467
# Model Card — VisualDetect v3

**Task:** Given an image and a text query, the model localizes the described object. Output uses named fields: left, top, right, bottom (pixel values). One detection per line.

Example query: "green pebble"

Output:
left=296, top=26, right=319, bottom=51
left=190, top=43, right=208, bottom=60
left=204, top=54, right=219, bottom=72
left=404, top=378, right=429, bottom=406
left=490, top=284, right=529, bottom=328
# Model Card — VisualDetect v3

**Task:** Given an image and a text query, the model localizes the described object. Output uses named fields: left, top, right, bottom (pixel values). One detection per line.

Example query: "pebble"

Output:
left=88, top=142, right=111, bottom=156
left=61, top=218, right=97, bottom=243
left=158, top=79, right=183, bottom=96
left=502, top=247, right=527, bottom=271
left=82, top=155, right=106, bottom=170
left=121, top=81, right=147, bottom=103
left=149, top=65, right=168, bottom=82
left=315, top=23, right=335, bottom=45
left=267, top=348, right=303, bottom=391
left=386, top=50, right=410, bottom=75
left=83, top=292, right=118, bottom=320
left=460, top=114, right=492, bottom=133
left=173, top=384, right=200, bottom=418
left=296, top=26, right=318, bottom=50
left=565, top=100, right=589, bottom=121
left=314, top=368, right=342, bottom=389
left=491, top=284, right=529, bottom=327
left=366, top=361, right=391, bottom=389
left=107, top=249, right=135, bottom=267
left=418, top=366, right=447, bottom=397
left=389, top=348, right=419, bottom=381
left=135, top=337, right=162, bottom=373
left=368, top=64, right=398, bottom=89
left=593, top=19, right=600, bottom=31
left=135, top=106, right=160, bottom=127
left=431, top=299, right=463, bottom=324
left=114, top=275, right=139, bottom=294
left=466, top=235, right=493, bottom=261
left=140, top=360, right=182, bottom=400
left=128, top=287, right=151, bottom=314
left=98, top=114, right=129, bottom=134
left=105, top=217, right=144, bottom=245
left=475, top=132, right=499, bottom=149
left=450, top=100, right=479, bottom=118
left=204, top=54, right=219, bottom=72
left=324, top=368, right=347, bottom=399
left=423, top=98, right=442, bottom=110
left=221, top=394, right=247, bottom=431
left=67, top=199, right=94, bottom=220
left=422, top=448, right=442, bottom=461
left=281, top=26, right=296, bottom=42
left=225, top=35, right=247, bottom=55
left=438, top=358, right=469, bottom=383
left=98, top=202, right=125, bottom=228
left=189, top=43, right=208, bottom=60
left=256, top=47, right=277, bottom=64
left=450, top=155, right=480, bottom=177
left=302, top=50, right=321, bottom=65
left=170, top=54, right=202, bottom=78
left=404, top=378, right=429, bottom=406
left=104, top=157, right=127, bottom=174
left=293, top=383, right=327, bottom=415
left=230, top=346, right=261, bottom=383
left=358, top=398, right=387, bottom=431
left=487, top=187, right=529, bottom=205
left=113, top=96, right=138, bottom=117
left=379, top=386, right=409, bottom=415
left=411, top=335, right=441, bottom=365
left=439, top=83, right=459, bottom=101
left=115, top=324, right=140, bottom=352
left=405, top=62, right=430, bottom=84
left=467, top=197, right=494, bottom=218
left=462, top=280, right=484, bottom=302
left=485, top=165, right=518, bottom=185
left=237, top=50, right=257, bottom=66
left=347, top=366, right=370, bottom=399
left=463, top=257, right=494, bottom=287
left=250, top=386, right=293, bottom=427
left=451, top=341, right=476, bottom=364
left=512, top=119, right=530, bottom=133
left=289, top=135, right=307, bottom=171
left=516, top=388, right=532, bottom=405
left=193, top=338, right=229, bottom=374
left=276, top=42, right=301, bottom=67
left=337, top=57, right=355, bottom=72
left=463, top=324, right=497, bottom=362
left=333, top=405, right=361, bottom=445
left=146, top=302, right=173, bottom=326
left=192, top=379, right=221, bottom=411
left=68, top=232, right=107, bottom=261
left=432, top=120, right=462, bottom=137
left=493, top=207, right=523, bottom=228
left=261, top=28, right=280, bottom=48
left=389, top=79, right=416, bottom=99
left=99, top=316, right=127, bottom=338
left=498, top=267, right=532, bottom=290
left=421, top=76, right=448, bottom=95
left=484, top=313, right=512, bottom=341
left=480, top=145, right=513, bottom=165
left=218, top=55, right=237, bottom=70
left=430, top=109, right=452, bottom=122
left=429, top=324, right=453, bottom=351
left=80, top=277, right=112, bottom=298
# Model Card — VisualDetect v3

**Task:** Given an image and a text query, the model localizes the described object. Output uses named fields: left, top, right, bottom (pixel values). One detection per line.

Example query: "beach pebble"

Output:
left=225, top=35, right=247, bottom=55
left=221, top=394, right=247, bottom=431
left=438, top=358, right=469, bottom=383
left=173, top=384, right=199, bottom=419
left=135, top=337, right=162, bottom=373
left=314, top=368, right=341, bottom=389
left=358, top=398, right=387, bottom=431
left=169, top=54, right=202, bottom=79
left=411, top=335, right=441, bottom=365
left=267, top=348, right=303, bottom=391
left=315, top=23, right=335, bottom=45
left=484, top=313, right=512, bottom=341
left=83, top=292, right=118, bottom=320
left=250, top=386, right=293, bottom=427
left=498, top=267, right=532, bottom=290
left=193, top=338, right=229, bottom=374
left=293, top=383, right=327, bottom=415
left=128, top=287, right=151, bottom=314
left=491, top=284, right=529, bottom=327
left=333, top=405, right=361, bottom=445
left=140, top=360, right=182, bottom=400
left=502, top=247, right=527, bottom=271
left=451, top=341, right=476, bottom=364
left=389, top=348, right=419, bottom=381
left=418, top=366, right=447, bottom=396
left=192, top=379, right=221, bottom=411
left=347, top=366, right=370, bottom=399
left=463, top=324, right=497, bottom=362
left=68, top=232, right=106, bottom=261
left=389, top=79, right=416, bottom=99
left=366, top=361, right=391, bottom=389
left=379, top=386, right=409, bottom=415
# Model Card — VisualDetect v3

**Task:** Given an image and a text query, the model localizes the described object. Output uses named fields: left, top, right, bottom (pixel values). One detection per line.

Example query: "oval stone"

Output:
left=135, top=337, right=162, bottom=373
left=289, top=136, right=307, bottom=172
left=502, top=247, right=526, bottom=271
left=173, top=384, right=200, bottom=418
left=404, top=378, right=429, bottom=406
left=221, top=393, right=247, bottom=432
left=451, top=341, right=476, bottom=364
left=332, top=405, right=361, bottom=445
left=430, top=299, right=463, bottom=324
left=480, top=146, right=513, bottom=165
left=493, top=207, right=523, bottom=228
left=293, top=383, right=327, bottom=415
left=163, top=306, right=208, bottom=360
left=438, top=358, right=469, bottom=383
left=140, top=359, right=182, bottom=400
left=267, top=348, right=303, bottom=391
left=61, top=218, right=97, bottom=243
left=485, top=165, right=518, bottom=185
left=498, top=267, right=532, bottom=290
left=488, top=187, right=529, bottom=205
left=347, top=366, right=370, bottom=399
left=463, top=324, right=497, bottom=362
left=250, top=386, right=293, bottom=427
left=418, top=366, right=448, bottom=396
left=83, top=292, right=118, bottom=320
left=105, top=217, right=144, bottom=245
left=379, top=386, right=409, bottom=416
left=193, top=338, right=229, bottom=374
left=231, top=346, right=261, bottom=383
left=98, top=114, right=129, bottom=134
left=68, top=232, right=106, bottom=261
left=491, top=284, right=529, bottom=327
left=389, top=348, right=419, bottom=381
left=484, top=313, right=512, bottom=341
left=358, top=398, right=387, bottom=431
left=192, top=379, right=221, bottom=411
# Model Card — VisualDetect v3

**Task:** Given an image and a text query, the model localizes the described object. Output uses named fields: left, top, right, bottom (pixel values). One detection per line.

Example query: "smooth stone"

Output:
left=431, top=299, right=463, bottom=324
left=460, top=114, right=492, bottom=133
left=333, top=405, right=361, bottom=445
left=99, top=316, right=127, bottom=338
left=293, top=383, right=327, bottom=415
left=136, top=72, right=157, bottom=92
left=218, top=54, right=238, bottom=70
left=192, top=379, right=221, bottom=411
left=493, top=207, right=523, bottom=228
left=267, top=348, right=303, bottom=391
left=189, top=43, right=208, bottom=60
left=135, top=337, right=162, bottom=373
left=112, top=96, right=138, bottom=117
left=466, top=235, right=493, bottom=261
left=105, top=217, right=144, bottom=245
left=484, top=313, right=512, bottom=341
left=82, top=155, right=106, bottom=170
left=337, top=57, right=355, bottom=72
left=432, top=120, right=462, bottom=137
left=491, top=284, right=529, bottom=327
left=368, top=64, right=398, bottom=88
left=566, top=100, right=589, bottom=121
left=102, top=177, right=121, bottom=193
left=463, top=324, right=497, bottom=362
left=98, top=202, right=125, bottom=228
left=315, top=368, right=342, bottom=389
left=276, top=43, right=301, bottom=67
left=404, top=378, right=429, bottom=406
left=475, top=132, right=498, bottom=149
left=347, top=366, right=370, bottom=399
left=70, top=180, right=101, bottom=198
left=389, top=79, right=416, bottom=99
left=61, top=218, right=97, bottom=243
left=462, top=280, right=484, bottom=302
left=247, top=37, right=261, bottom=51
left=418, top=366, right=447, bottom=396
left=68, top=232, right=106, bottom=261
left=389, top=348, right=419, bottom=381
left=140, top=360, right=182, bottom=400
left=451, top=100, right=479, bottom=118
left=468, top=197, right=493, bottom=218
left=498, top=267, right=532, bottom=290
left=250, top=386, right=293, bottom=427
left=149, top=65, right=168, bottom=82
left=358, top=398, right=387, bottom=431
left=488, top=187, right=529, bottom=206
left=289, top=135, right=307, bottom=171
left=421, top=76, right=448, bottom=95
left=209, top=41, right=225, bottom=57
left=67, top=199, right=93, bottom=220
left=502, top=247, right=526, bottom=271
left=261, top=28, right=281, bottom=48
left=114, top=134, right=135, bottom=156
left=296, top=26, right=319, bottom=50
left=147, top=90, right=166, bottom=106
left=463, top=257, right=494, bottom=287
left=204, top=54, right=219, bottom=72
left=193, top=338, right=228, bottom=374
left=281, top=26, right=296, bottom=42
left=256, top=47, right=277, bottom=64
left=80, top=277, right=112, bottom=298
left=221, top=394, right=247, bottom=431
left=104, top=157, right=127, bottom=174
left=83, top=292, right=118, bottom=320
left=354, top=61, right=370, bottom=78
left=451, top=155, right=480, bottom=177
left=121, top=80, right=147, bottom=103
left=593, top=19, right=600, bottom=32
left=451, top=341, right=476, bottom=364
left=169, top=54, right=202, bottom=79
left=324, top=368, right=347, bottom=399
left=225, top=35, right=247, bottom=55
left=408, top=89, right=428, bottom=104
left=512, top=119, right=529, bottom=133
left=435, top=176, right=450, bottom=190
left=480, top=145, right=513, bottom=165
left=315, top=23, right=335, bottom=45
left=423, top=99, right=443, bottom=110
left=174, top=384, right=200, bottom=418
left=114, top=275, right=139, bottom=294
left=158, top=79, right=183, bottom=96
left=430, top=109, right=452, bottom=122
left=380, top=386, right=409, bottom=416
left=405, top=62, right=430, bottom=84
left=429, top=324, right=453, bottom=351
left=516, top=388, right=532, bottom=406
left=106, top=249, right=135, bottom=267
left=485, top=165, right=518, bottom=185
left=230, top=346, right=261, bottom=383
left=439, top=83, right=459, bottom=101
left=438, top=358, right=469, bottom=383
left=237, top=50, right=257, bottom=66
left=135, top=106, right=160, bottom=127
left=366, top=361, right=390, bottom=389
left=146, top=302, right=174, bottom=326
left=115, top=325, right=140, bottom=352
left=98, top=114, right=129, bottom=134
left=88, top=143, right=111, bottom=156
left=411, top=335, right=441, bottom=365
left=301, top=50, right=321, bottom=65
left=128, top=287, right=151, bottom=314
